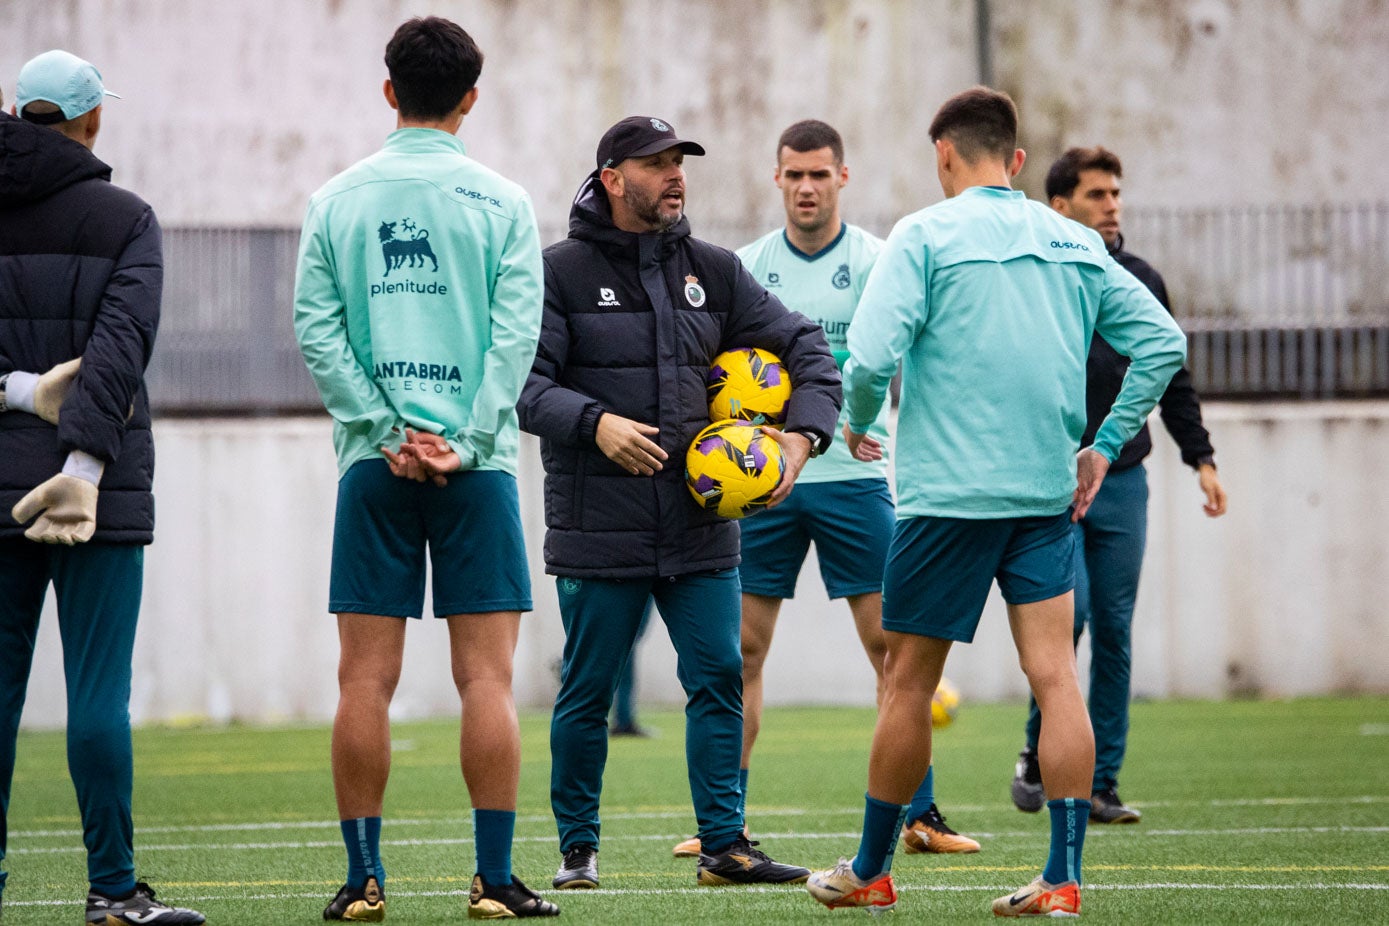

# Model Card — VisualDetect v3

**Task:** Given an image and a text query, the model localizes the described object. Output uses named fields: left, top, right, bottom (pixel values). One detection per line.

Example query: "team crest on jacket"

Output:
left=684, top=275, right=707, bottom=308
left=832, top=263, right=851, bottom=290
left=378, top=218, right=438, bottom=278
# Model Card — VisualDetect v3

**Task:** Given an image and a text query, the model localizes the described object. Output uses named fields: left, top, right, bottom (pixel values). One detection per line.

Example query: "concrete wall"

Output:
left=16, top=402, right=1389, bottom=729
left=3, top=0, right=1384, bottom=237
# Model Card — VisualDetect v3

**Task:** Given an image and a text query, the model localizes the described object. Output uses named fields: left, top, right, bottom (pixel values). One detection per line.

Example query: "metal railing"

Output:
left=149, top=203, right=1389, bottom=412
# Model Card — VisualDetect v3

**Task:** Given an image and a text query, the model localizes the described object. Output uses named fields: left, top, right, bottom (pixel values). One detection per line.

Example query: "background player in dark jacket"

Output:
left=1010, top=146, right=1229, bottom=824
left=0, top=50, right=203, bottom=924
left=519, top=115, right=840, bottom=891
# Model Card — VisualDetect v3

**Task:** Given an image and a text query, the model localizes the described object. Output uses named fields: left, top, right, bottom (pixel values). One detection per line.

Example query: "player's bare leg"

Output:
left=807, top=631, right=952, bottom=910
left=446, top=610, right=523, bottom=808
left=739, top=593, right=784, bottom=765
left=866, top=631, right=953, bottom=803
left=1007, top=593, right=1094, bottom=799
left=332, top=613, right=407, bottom=818
left=995, top=592, right=1093, bottom=915
left=846, top=591, right=887, bottom=706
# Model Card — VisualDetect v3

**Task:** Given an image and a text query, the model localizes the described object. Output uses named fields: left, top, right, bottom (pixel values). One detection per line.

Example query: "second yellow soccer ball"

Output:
left=707, top=347, right=792, bottom=426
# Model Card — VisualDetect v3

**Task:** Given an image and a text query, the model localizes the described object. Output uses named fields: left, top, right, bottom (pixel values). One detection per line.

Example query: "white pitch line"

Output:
left=10, top=796, right=1388, bottom=841
left=2, top=880, right=1386, bottom=908
left=7, top=808, right=804, bottom=840
left=10, top=825, right=1389, bottom=857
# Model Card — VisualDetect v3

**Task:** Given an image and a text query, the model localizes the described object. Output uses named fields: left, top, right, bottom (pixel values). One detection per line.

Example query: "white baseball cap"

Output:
left=16, top=50, right=121, bottom=122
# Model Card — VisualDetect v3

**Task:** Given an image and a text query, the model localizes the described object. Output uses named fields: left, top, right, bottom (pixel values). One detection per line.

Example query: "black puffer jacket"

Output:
left=519, top=174, right=841, bottom=578
left=0, top=112, right=162, bottom=543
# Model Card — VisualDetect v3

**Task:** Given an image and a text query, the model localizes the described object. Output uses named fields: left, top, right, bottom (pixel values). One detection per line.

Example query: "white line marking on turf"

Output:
left=7, top=808, right=806, bottom=839
left=10, top=825, right=1389, bottom=856
left=3, top=881, right=1387, bottom=908
left=1360, top=723, right=1389, bottom=735
left=11, top=796, right=1389, bottom=840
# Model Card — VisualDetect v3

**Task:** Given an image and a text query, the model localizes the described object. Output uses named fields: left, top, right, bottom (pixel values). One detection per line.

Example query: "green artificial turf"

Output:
left=4, top=697, right=1386, bottom=923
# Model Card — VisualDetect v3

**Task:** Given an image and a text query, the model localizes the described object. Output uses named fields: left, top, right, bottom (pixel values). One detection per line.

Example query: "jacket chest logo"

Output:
left=598, top=287, right=621, bottom=307
left=684, top=275, right=707, bottom=308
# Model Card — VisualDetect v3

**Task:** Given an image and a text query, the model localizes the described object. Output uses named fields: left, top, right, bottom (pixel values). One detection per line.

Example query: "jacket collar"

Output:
left=383, top=127, right=468, bottom=156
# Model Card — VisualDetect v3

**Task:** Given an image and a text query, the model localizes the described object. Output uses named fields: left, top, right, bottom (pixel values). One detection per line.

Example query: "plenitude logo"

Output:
left=371, top=217, right=448, bottom=298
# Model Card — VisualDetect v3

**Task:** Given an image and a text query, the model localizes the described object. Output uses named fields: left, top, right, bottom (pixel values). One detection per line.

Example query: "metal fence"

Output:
left=150, top=202, right=1389, bottom=413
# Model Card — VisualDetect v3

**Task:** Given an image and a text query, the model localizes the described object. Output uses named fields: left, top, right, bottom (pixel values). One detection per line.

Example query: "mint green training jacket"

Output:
left=844, top=185, right=1186, bottom=519
left=294, top=128, right=542, bottom=477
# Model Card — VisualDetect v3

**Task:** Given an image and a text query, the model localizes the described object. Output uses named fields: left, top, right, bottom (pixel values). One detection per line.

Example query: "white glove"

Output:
left=11, top=450, right=104, bottom=544
left=5, top=358, right=81, bottom=425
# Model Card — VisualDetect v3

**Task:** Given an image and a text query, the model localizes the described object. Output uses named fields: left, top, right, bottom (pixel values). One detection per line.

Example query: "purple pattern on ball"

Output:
left=696, top=434, right=725, bottom=454
left=746, top=441, right=769, bottom=471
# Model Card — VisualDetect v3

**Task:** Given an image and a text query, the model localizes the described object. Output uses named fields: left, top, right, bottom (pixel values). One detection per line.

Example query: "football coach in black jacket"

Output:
left=519, top=116, right=840, bottom=891
left=0, top=51, right=202, bottom=923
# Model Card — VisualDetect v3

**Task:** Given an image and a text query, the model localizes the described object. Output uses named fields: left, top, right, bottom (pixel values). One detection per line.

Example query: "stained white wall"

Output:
left=3, top=0, right=1384, bottom=236
left=16, top=403, right=1389, bottom=729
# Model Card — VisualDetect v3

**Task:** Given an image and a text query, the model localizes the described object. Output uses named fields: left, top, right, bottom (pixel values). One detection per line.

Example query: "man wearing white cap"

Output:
left=0, top=50, right=204, bottom=924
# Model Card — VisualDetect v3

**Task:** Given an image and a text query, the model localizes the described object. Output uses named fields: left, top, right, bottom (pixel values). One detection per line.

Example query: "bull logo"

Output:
left=378, top=219, right=439, bottom=278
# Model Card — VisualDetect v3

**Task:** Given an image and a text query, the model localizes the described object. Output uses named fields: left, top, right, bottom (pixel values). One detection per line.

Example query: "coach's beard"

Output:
left=631, top=187, right=684, bottom=232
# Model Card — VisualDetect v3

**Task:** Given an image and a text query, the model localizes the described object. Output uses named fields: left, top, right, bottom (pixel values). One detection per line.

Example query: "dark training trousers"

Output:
left=550, top=570, right=744, bottom=853
left=0, top=538, right=142, bottom=897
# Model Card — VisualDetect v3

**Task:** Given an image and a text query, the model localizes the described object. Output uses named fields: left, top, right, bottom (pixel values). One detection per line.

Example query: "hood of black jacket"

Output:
left=0, top=111, right=112, bottom=206
left=567, top=169, right=692, bottom=257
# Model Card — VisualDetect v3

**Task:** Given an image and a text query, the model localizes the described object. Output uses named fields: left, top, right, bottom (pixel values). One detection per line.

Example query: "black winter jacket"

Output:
left=0, top=113, right=162, bottom=543
left=518, top=174, right=841, bottom=577
left=1082, top=236, right=1214, bottom=472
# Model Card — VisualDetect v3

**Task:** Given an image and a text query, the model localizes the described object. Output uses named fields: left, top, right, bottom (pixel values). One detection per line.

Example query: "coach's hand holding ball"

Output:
left=757, top=426, right=811, bottom=507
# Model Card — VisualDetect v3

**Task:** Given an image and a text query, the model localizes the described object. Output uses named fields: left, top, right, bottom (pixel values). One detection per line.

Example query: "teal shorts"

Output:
left=881, top=512, right=1075, bottom=643
left=329, top=459, right=532, bottom=618
left=738, top=478, right=894, bottom=599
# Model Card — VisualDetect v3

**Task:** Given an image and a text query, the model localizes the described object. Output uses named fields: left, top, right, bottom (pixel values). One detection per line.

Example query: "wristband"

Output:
left=4, top=371, right=39, bottom=414
left=62, top=449, right=107, bottom=486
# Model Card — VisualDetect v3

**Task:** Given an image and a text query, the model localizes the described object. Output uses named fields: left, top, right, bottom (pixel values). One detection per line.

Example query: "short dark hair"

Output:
left=384, top=16, right=484, bottom=120
left=777, top=119, right=844, bottom=164
left=927, top=86, right=1018, bottom=164
left=1044, top=146, right=1124, bottom=200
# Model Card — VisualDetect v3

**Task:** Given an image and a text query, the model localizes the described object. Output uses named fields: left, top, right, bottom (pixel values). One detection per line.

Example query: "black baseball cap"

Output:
left=596, top=115, right=706, bottom=170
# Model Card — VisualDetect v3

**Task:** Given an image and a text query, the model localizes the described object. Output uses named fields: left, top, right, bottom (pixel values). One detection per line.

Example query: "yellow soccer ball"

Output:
left=685, top=420, right=785, bottom=519
left=707, top=347, right=792, bottom=426
left=932, top=678, right=961, bottom=729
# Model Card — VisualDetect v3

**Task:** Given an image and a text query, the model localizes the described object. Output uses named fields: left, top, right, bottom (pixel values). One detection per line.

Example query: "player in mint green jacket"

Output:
left=806, top=88, right=1185, bottom=919
left=670, top=120, right=979, bottom=862
left=292, top=16, right=556, bottom=921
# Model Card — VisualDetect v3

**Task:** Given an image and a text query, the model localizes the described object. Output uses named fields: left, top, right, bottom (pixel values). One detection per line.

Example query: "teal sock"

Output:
left=737, top=767, right=749, bottom=823
left=473, top=809, right=515, bottom=885
left=906, top=764, right=936, bottom=821
left=1042, top=798, right=1090, bottom=885
left=851, top=794, right=908, bottom=882
left=341, top=817, right=384, bottom=887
